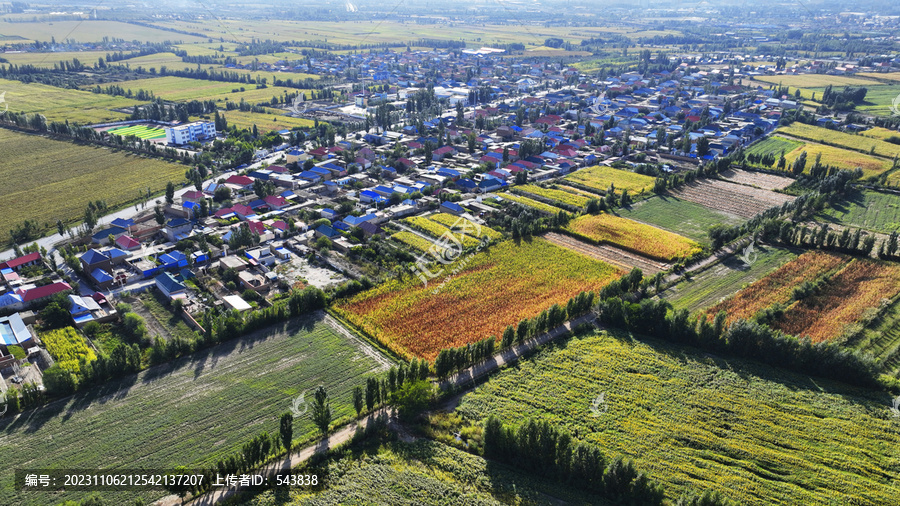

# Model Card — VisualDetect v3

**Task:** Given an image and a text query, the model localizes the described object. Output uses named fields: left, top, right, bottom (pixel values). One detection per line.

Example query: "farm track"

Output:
left=667, top=179, right=796, bottom=218
left=718, top=168, right=795, bottom=191
left=543, top=232, right=668, bottom=274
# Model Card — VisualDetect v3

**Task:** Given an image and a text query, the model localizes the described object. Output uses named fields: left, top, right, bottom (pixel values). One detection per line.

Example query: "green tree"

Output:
left=165, top=181, right=175, bottom=204
left=311, top=386, right=331, bottom=435
left=391, top=380, right=433, bottom=420
left=280, top=412, right=293, bottom=452
left=353, top=386, right=364, bottom=416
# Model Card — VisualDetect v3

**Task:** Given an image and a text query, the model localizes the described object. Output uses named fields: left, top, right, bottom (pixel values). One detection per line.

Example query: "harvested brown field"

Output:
left=667, top=179, right=796, bottom=219
left=718, top=169, right=796, bottom=191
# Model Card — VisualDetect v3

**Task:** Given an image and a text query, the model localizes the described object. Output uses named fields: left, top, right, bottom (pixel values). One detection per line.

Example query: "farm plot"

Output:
left=0, top=77, right=141, bottom=124
left=217, top=108, right=316, bottom=132
left=778, top=123, right=900, bottom=159
left=658, top=245, right=799, bottom=313
left=544, top=232, right=669, bottom=274
left=242, top=440, right=605, bottom=505
left=97, top=76, right=309, bottom=105
left=667, top=179, right=795, bottom=219
left=391, top=231, right=434, bottom=253
left=514, top=184, right=591, bottom=208
left=402, top=216, right=481, bottom=248
left=613, top=194, right=745, bottom=244
left=815, top=190, right=900, bottom=233
left=745, top=135, right=804, bottom=160
left=717, top=168, right=795, bottom=191
left=566, top=213, right=702, bottom=262
left=427, top=213, right=503, bottom=240
left=0, top=316, right=388, bottom=506
left=497, top=192, right=565, bottom=214
left=334, top=238, right=622, bottom=360
left=772, top=259, right=900, bottom=342
left=705, top=250, right=846, bottom=322
left=455, top=330, right=900, bottom=506
left=855, top=85, right=900, bottom=117
left=850, top=300, right=900, bottom=376
left=860, top=126, right=900, bottom=141
left=782, top=141, right=894, bottom=178
left=0, top=129, right=185, bottom=239
left=41, top=327, right=96, bottom=374
left=0, top=20, right=208, bottom=44
left=563, top=165, right=657, bottom=195
left=754, top=74, right=884, bottom=88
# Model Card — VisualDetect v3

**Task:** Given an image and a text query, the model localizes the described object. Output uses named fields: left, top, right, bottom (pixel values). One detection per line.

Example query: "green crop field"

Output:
left=0, top=50, right=111, bottom=68
left=0, top=128, right=185, bottom=238
left=658, top=245, right=799, bottom=313
left=0, top=20, right=208, bottom=44
left=849, top=298, right=900, bottom=376
left=0, top=77, right=141, bottom=124
left=745, top=135, right=804, bottom=159
left=0, top=315, right=389, bottom=505
left=216, top=108, right=315, bottom=132
left=238, top=440, right=609, bottom=505
left=613, top=195, right=745, bottom=244
left=107, top=124, right=167, bottom=140
left=455, top=329, right=900, bottom=505
left=856, top=85, right=900, bottom=116
left=815, top=190, right=900, bottom=233
left=754, top=74, right=883, bottom=88
left=95, top=76, right=309, bottom=104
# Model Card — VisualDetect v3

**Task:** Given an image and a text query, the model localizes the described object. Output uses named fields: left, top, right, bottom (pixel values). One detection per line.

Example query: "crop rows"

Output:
left=706, top=250, right=845, bottom=322
left=0, top=318, right=386, bottom=505
left=391, top=231, right=434, bottom=253
left=717, top=168, right=795, bottom=191
left=779, top=123, right=900, bottom=158
left=497, top=192, right=564, bottom=214
left=427, top=213, right=503, bottom=240
left=543, top=232, right=669, bottom=274
left=667, top=179, right=795, bottom=218
left=564, top=165, right=656, bottom=194
left=773, top=259, right=900, bottom=342
left=455, top=330, right=900, bottom=505
left=514, top=184, right=591, bottom=208
left=0, top=129, right=185, bottom=238
left=566, top=213, right=702, bottom=262
left=335, top=238, right=622, bottom=360
left=402, top=216, right=481, bottom=247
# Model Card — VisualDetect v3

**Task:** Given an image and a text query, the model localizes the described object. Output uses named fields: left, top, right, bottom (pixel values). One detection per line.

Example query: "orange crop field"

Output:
left=706, top=250, right=845, bottom=322
left=566, top=213, right=702, bottom=262
left=334, top=238, right=622, bottom=360
left=773, top=259, right=900, bottom=342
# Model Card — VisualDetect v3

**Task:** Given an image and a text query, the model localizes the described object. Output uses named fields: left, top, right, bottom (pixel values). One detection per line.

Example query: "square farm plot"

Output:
left=335, top=238, right=623, bottom=360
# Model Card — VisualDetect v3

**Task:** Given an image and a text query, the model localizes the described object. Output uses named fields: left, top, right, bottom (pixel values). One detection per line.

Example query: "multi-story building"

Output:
left=165, top=121, right=217, bottom=144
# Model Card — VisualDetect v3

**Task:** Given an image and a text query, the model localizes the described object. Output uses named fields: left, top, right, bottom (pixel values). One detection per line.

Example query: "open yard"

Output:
left=658, top=245, right=799, bottom=313
left=566, top=213, right=702, bottom=262
left=0, top=77, right=141, bottom=124
left=454, top=329, right=900, bottom=505
left=612, top=194, right=745, bottom=244
left=335, top=238, right=622, bottom=360
left=0, top=315, right=388, bottom=505
left=563, top=165, right=657, bottom=195
left=0, top=128, right=186, bottom=239
left=816, top=189, right=900, bottom=233
left=667, top=179, right=795, bottom=219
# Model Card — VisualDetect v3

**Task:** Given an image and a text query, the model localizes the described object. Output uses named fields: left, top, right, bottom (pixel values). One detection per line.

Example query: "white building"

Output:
left=165, top=121, right=217, bottom=145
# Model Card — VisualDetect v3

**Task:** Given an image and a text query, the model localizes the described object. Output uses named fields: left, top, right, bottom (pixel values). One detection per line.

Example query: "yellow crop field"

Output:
left=754, top=74, right=883, bottom=88
left=860, top=126, right=900, bottom=141
left=778, top=123, right=900, bottom=158
left=335, top=238, right=622, bottom=360
left=427, top=213, right=503, bottom=240
left=564, top=165, right=656, bottom=195
left=0, top=77, right=141, bottom=124
left=497, top=192, right=565, bottom=214
left=216, top=108, right=315, bottom=133
left=783, top=142, right=893, bottom=178
left=0, top=128, right=185, bottom=238
left=566, top=213, right=702, bottom=262
left=515, top=184, right=592, bottom=208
